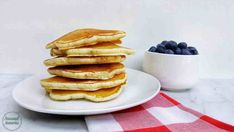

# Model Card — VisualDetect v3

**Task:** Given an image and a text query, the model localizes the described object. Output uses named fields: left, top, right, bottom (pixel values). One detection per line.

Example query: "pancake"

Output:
left=50, top=40, right=122, bottom=57
left=40, top=73, right=127, bottom=91
left=48, top=63, right=125, bottom=80
left=46, top=28, right=126, bottom=50
left=44, top=56, right=126, bottom=67
left=50, top=48, right=64, bottom=57
left=51, top=42, right=135, bottom=57
left=48, top=83, right=125, bottom=102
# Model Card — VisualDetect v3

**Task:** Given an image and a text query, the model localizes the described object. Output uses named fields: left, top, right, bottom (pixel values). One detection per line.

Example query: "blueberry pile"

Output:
left=148, top=41, right=198, bottom=55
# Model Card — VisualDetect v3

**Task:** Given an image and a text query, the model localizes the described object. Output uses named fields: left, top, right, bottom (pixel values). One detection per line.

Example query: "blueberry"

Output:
left=165, top=41, right=177, bottom=50
left=169, top=40, right=177, bottom=44
left=181, top=49, right=192, bottom=55
left=188, top=46, right=199, bottom=55
left=156, top=46, right=165, bottom=53
left=165, top=49, right=174, bottom=54
left=157, top=44, right=165, bottom=48
left=169, top=40, right=177, bottom=47
left=174, top=47, right=182, bottom=54
left=178, top=42, right=187, bottom=49
left=148, top=46, right=157, bottom=52
left=192, top=50, right=198, bottom=55
left=161, top=40, right=168, bottom=46
left=188, top=46, right=196, bottom=51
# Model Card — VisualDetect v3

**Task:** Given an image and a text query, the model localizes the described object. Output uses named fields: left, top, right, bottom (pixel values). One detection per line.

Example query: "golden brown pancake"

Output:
left=46, top=28, right=126, bottom=50
left=50, top=48, right=64, bottom=57
left=48, top=83, right=125, bottom=102
left=44, top=56, right=126, bottom=67
left=40, top=73, right=127, bottom=91
left=48, top=63, right=125, bottom=80
left=51, top=42, right=135, bottom=57
left=50, top=40, right=122, bottom=57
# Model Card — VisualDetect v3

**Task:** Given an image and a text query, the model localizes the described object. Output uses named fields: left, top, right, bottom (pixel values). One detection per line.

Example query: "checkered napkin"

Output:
left=85, top=92, right=234, bottom=132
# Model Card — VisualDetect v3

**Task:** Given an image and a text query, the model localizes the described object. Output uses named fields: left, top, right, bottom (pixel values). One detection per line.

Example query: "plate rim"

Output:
left=12, top=68, right=161, bottom=115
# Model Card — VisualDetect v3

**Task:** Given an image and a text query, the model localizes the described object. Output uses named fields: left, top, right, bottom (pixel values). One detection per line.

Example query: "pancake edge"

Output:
left=63, top=48, right=135, bottom=57
left=43, top=56, right=126, bottom=67
left=40, top=73, right=127, bottom=91
left=47, top=67, right=125, bottom=80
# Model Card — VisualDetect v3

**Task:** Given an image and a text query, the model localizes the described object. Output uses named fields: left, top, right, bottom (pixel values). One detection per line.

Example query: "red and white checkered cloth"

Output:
left=85, top=92, right=234, bottom=132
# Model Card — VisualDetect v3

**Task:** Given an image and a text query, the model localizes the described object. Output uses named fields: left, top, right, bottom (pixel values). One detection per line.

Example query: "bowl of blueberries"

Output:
left=143, top=40, right=199, bottom=91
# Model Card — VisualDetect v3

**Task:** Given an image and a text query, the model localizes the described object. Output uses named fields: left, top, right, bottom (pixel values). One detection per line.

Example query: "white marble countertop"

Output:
left=0, top=74, right=233, bottom=132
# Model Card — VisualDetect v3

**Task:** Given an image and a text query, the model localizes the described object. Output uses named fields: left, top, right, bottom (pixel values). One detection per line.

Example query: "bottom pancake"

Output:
left=48, top=83, right=125, bottom=102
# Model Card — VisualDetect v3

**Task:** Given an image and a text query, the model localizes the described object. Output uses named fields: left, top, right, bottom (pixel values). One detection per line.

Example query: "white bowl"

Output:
left=143, top=51, right=199, bottom=91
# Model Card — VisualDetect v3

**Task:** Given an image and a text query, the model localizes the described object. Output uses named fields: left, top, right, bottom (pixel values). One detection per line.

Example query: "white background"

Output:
left=0, top=0, right=234, bottom=78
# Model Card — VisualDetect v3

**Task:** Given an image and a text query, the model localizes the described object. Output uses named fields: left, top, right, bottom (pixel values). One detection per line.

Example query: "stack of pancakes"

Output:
left=40, top=28, right=134, bottom=102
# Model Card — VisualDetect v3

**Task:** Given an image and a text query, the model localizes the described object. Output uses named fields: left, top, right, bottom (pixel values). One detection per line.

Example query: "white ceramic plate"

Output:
left=12, top=68, right=160, bottom=115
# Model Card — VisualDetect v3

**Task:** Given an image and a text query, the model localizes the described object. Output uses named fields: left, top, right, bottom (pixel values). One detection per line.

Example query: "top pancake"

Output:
left=46, top=28, right=126, bottom=50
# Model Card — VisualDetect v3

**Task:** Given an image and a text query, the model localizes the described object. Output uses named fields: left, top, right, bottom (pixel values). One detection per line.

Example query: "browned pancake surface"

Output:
left=78, top=42, right=129, bottom=49
left=58, top=29, right=124, bottom=42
